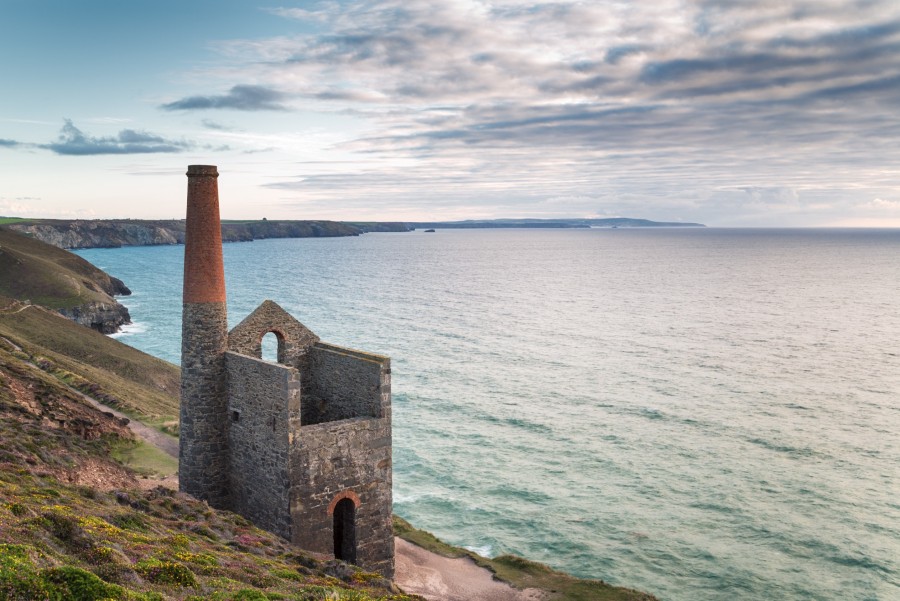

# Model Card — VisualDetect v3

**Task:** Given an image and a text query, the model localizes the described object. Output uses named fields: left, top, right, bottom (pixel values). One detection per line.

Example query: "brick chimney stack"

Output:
left=180, top=165, right=230, bottom=507
left=183, top=165, right=226, bottom=303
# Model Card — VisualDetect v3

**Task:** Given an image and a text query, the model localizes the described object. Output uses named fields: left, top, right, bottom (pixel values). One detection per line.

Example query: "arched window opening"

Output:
left=260, top=331, right=285, bottom=363
left=333, top=498, right=357, bottom=564
left=261, top=332, right=278, bottom=362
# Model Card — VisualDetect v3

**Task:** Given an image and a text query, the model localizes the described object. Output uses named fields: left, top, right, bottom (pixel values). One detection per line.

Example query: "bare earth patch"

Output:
left=395, top=537, right=548, bottom=601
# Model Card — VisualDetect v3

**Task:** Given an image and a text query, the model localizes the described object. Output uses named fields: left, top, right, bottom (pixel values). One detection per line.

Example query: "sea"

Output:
left=75, top=227, right=900, bottom=601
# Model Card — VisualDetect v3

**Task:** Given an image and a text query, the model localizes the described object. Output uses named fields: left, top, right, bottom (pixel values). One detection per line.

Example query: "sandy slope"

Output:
left=394, top=538, right=547, bottom=601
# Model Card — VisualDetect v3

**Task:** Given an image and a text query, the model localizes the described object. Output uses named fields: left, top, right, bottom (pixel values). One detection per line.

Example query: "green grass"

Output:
left=0, top=228, right=109, bottom=309
left=393, top=516, right=658, bottom=601
left=111, top=441, right=178, bottom=478
left=0, top=217, right=28, bottom=225
left=0, top=298, right=179, bottom=423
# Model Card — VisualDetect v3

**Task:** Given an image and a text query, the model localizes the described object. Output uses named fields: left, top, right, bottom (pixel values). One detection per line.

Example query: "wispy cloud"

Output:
left=0, top=197, right=95, bottom=219
left=201, top=119, right=235, bottom=131
left=41, top=119, right=190, bottom=155
left=161, top=0, right=900, bottom=224
left=0, top=138, right=20, bottom=148
left=160, top=85, right=289, bottom=111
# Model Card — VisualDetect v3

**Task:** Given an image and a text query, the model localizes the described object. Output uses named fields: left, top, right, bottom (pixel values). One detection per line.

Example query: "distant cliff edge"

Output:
left=406, top=217, right=706, bottom=229
left=1, top=217, right=703, bottom=250
left=3, top=219, right=411, bottom=250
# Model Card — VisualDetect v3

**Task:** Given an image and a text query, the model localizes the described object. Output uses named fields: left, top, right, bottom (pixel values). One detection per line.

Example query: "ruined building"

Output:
left=179, top=165, right=394, bottom=577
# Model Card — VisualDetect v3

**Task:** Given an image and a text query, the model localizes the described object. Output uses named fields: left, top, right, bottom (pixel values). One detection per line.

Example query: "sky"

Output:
left=2, top=0, right=900, bottom=226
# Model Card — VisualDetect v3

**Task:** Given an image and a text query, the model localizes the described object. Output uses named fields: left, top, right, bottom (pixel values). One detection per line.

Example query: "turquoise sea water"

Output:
left=77, top=228, right=900, bottom=601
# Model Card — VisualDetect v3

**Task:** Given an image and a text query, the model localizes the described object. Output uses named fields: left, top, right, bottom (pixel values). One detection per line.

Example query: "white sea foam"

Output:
left=464, top=544, right=494, bottom=557
left=108, top=321, right=148, bottom=338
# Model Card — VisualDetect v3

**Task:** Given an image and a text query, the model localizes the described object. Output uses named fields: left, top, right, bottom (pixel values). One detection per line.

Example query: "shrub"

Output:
left=91, top=562, right=140, bottom=586
left=231, top=590, right=269, bottom=601
left=109, top=513, right=147, bottom=532
left=0, top=544, right=56, bottom=600
left=272, top=568, right=304, bottom=582
left=135, top=558, right=198, bottom=588
left=174, top=551, right=218, bottom=567
left=43, top=508, right=81, bottom=541
left=43, top=565, right=126, bottom=600
left=5, top=502, right=26, bottom=516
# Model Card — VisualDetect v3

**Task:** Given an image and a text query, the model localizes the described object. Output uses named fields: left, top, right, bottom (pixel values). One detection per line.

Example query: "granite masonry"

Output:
left=179, top=165, right=394, bottom=577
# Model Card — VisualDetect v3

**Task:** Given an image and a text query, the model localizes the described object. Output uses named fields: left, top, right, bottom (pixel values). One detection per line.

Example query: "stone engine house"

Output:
left=179, top=165, right=394, bottom=577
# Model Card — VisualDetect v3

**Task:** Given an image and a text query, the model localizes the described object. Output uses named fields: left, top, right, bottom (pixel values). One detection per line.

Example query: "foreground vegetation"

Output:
left=0, top=335, right=419, bottom=601
left=0, top=295, right=179, bottom=430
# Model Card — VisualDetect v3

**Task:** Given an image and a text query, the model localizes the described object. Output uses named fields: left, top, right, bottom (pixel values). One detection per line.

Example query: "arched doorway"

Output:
left=333, top=498, right=357, bottom=564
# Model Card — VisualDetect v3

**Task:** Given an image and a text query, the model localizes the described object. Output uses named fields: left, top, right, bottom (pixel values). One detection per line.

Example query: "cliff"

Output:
left=4, top=219, right=409, bottom=250
left=0, top=228, right=131, bottom=333
left=1, top=216, right=703, bottom=251
left=8, top=220, right=182, bottom=248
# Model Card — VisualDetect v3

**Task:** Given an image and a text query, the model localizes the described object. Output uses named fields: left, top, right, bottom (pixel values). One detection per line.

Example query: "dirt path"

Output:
left=0, top=303, right=38, bottom=315
left=77, top=392, right=179, bottom=458
left=0, top=336, right=23, bottom=351
left=4, top=339, right=180, bottom=459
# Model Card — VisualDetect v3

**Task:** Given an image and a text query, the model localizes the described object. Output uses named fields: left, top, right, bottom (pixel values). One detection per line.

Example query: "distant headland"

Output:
left=0, top=217, right=705, bottom=250
left=405, top=217, right=705, bottom=229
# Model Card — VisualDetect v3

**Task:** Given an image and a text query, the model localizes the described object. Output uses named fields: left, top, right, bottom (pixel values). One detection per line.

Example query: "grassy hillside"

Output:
left=0, top=296, right=179, bottom=430
left=0, top=339, right=421, bottom=601
left=0, top=228, right=128, bottom=310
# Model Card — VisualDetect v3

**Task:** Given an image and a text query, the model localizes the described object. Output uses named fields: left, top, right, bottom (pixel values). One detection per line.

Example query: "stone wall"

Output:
left=180, top=301, right=230, bottom=507
left=228, top=300, right=320, bottom=367
left=306, top=343, right=390, bottom=425
left=225, top=351, right=300, bottom=539
left=291, top=416, right=394, bottom=578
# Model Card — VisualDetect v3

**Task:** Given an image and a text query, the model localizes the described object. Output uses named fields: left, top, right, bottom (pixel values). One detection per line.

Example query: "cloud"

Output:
left=0, top=138, right=20, bottom=148
left=201, top=119, right=235, bottom=131
left=171, top=0, right=900, bottom=224
left=735, top=186, right=801, bottom=206
left=41, top=119, right=190, bottom=155
left=160, top=85, right=288, bottom=111
left=863, top=197, right=900, bottom=210
left=266, top=7, right=331, bottom=22
left=0, top=197, right=97, bottom=219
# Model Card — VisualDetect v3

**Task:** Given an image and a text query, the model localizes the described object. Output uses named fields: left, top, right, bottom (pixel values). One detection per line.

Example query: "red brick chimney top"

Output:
left=183, top=165, right=226, bottom=304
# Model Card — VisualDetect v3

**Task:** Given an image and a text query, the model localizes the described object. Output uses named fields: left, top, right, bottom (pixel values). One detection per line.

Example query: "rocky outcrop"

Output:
left=0, top=228, right=133, bottom=334
left=221, top=220, right=363, bottom=241
left=57, top=301, right=131, bottom=335
left=8, top=221, right=182, bottom=249
left=107, top=276, right=131, bottom=296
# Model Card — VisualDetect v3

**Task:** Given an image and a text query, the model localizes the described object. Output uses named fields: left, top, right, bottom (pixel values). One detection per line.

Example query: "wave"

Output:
left=108, top=321, right=149, bottom=338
